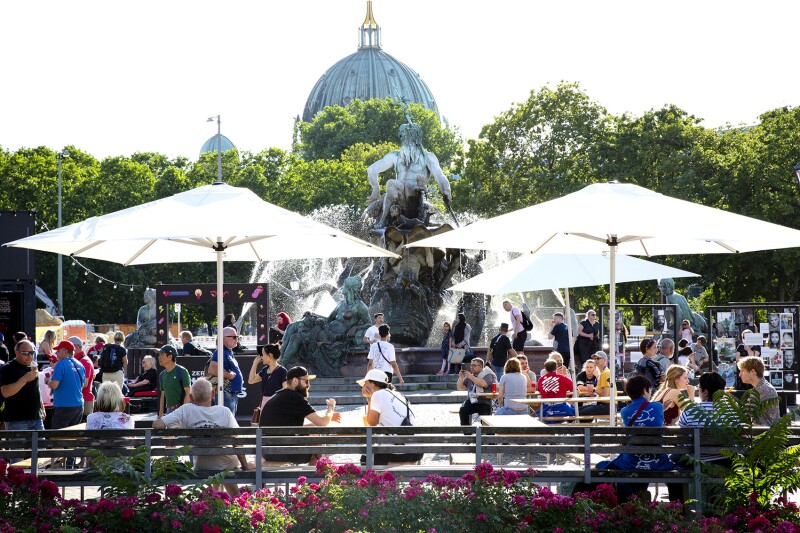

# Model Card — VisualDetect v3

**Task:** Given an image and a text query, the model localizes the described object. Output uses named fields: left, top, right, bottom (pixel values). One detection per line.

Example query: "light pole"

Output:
left=207, top=115, right=222, bottom=183
left=57, top=149, right=69, bottom=317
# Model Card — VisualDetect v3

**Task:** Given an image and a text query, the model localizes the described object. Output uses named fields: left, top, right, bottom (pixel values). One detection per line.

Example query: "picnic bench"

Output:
left=2, top=425, right=796, bottom=508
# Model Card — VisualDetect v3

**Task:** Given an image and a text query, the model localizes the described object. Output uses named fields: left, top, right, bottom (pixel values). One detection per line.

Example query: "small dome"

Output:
left=200, top=134, right=236, bottom=156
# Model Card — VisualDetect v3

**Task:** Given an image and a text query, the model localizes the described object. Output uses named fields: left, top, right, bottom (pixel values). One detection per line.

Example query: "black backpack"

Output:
left=100, top=344, right=124, bottom=373
left=521, top=311, right=534, bottom=332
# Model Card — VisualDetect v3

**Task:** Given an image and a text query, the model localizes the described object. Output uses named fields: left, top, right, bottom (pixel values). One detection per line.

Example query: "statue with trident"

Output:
left=366, top=122, right=452, bottom=228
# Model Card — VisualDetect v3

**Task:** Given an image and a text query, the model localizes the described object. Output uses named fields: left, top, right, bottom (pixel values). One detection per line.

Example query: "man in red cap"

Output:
left=46, top=340, right=86, bottom=429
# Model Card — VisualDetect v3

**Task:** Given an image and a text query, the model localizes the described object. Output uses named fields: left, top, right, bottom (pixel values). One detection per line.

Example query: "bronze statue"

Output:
left=658, top=278, right=706, bottom=334
left=280, top=276, right=371, bottom=376
left=125, top=288, right=158, bottom=347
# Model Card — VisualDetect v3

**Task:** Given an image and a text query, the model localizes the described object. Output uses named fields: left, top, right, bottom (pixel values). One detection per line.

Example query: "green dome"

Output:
left=200, top=134, right=236, bottom=156
left=302, top=2, right=439, bottom=122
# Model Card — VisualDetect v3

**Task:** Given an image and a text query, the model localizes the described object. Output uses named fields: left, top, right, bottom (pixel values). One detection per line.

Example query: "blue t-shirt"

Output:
left=550, top=322, right=570, bottom=355
left=602, top=397, right=676, bottom=471
left=211, top=347, right=243, bottom=393
left=52, top=357, right=85, bottom=408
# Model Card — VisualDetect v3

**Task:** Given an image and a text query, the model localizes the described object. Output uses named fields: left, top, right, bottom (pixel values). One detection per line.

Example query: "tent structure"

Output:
left=411, top=181, right=800, bottom=423
left=5, top=182, right=398, bottom=405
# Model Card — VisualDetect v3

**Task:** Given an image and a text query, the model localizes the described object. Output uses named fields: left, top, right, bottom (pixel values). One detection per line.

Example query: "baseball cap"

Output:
left=356, top=368, right=389, bottom=386
left=285, top=366, right=315, bottom=382
left=68, top=336, right=83, bottom=348
left=592, top=351, right=608, bottom=360
left=158, top=345, right=178, bottom=358
left=48, top=354, right=58, bottom=364
left=53, top=340, right=75, bottom=352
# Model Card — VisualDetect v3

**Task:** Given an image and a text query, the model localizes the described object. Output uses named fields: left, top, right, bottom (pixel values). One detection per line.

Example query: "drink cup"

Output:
left=491, top=383, right=497, bottom=393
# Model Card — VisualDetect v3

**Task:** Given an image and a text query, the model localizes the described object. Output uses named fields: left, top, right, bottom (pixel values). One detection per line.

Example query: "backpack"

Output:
left=633, top=358, right=659, bottom=388
left=521, top=311, right=534, bottom=332
left=100, top=344, right=124, bottom=373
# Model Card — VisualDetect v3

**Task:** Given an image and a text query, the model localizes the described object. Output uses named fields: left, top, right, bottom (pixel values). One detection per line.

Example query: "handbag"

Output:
left=448, top=347, right=466, bottom=364
left=390, top=391, right=414, bottom=426
left=251, top=407, right=261, bottom=424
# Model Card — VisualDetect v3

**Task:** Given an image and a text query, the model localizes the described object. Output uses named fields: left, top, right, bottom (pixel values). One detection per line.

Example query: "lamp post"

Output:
left=57, top=149, right=69, bottom=317
left=207, top=115, right=222, bottom=184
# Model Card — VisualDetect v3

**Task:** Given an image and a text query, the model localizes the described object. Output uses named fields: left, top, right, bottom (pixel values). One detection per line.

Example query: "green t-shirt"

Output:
left=160, top=365, right=190, bottom=408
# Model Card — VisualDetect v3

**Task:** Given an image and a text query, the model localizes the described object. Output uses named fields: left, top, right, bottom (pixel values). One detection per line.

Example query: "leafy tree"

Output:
left=298, top=98, right=462, bottom=166
left=455, top=82, right=610, bottom=216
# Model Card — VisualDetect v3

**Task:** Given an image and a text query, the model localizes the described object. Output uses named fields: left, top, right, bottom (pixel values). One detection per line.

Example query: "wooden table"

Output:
left=514, top=396, right=631, bottom=420
left=479, top=415, right=547, bottom=428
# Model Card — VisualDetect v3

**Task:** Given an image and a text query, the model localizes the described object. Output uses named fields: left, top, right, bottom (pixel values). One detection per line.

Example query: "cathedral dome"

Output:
left=199, top=134, right=236, bottom=156
left=302, top=2, right=439, bottom=122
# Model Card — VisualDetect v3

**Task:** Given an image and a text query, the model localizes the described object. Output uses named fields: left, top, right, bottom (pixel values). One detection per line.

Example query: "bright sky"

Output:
left=1, top=0, right=798, bottom=161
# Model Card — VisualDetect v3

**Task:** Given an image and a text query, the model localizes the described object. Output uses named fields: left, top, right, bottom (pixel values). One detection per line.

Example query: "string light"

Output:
left=39, top=220, right=142, bottom=291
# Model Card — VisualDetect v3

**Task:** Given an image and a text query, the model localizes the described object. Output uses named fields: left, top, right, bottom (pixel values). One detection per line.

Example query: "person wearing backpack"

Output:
left=100, top=332, right=128, bottom=389
left=158, top=345, right=190, bottom=417
left=633, top=338, right=664, bottom=394
left=503, top=300, right=528, bottom=352
left=366, top=324, right=405, bottom=385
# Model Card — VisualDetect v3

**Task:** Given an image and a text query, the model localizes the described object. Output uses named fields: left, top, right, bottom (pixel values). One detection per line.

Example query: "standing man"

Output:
left=1, top=340, right=44, bottom=430
left=548, top=312, right=572, bottom=367
left=367, top=324, right=405, bottom=385
left=158, top=345, right=191, bottom=417
left=207, top=326, right=243, bottom=415
left=363, top=313, right=384, bottom=345
left=259, top=366, right=341, bottom=465
left=69, top=336, right=95, bottom=417
left=47, top=340, right=86, bottom=429
left=153, top=378, right=251, bottom=496
left=503, top=300, right=527, bottom=352
left=456, top=357, right=497, bottom=425
left=100, top=332, right=127, bottom=389
left=487, top=323, right=517, bottom=379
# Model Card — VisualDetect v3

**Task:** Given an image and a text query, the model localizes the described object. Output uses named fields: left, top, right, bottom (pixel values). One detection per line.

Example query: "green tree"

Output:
left=298, top=98, right=461, bottom=166
left=456, top=82, right=610, bottom=216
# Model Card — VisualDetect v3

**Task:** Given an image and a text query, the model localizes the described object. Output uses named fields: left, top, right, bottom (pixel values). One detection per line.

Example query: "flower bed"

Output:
left=0, top=457, right=797, bottom=532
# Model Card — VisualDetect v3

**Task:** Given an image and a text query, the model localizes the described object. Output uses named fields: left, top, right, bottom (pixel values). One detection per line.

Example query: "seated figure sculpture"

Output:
left=658, top=278, right=706, bottom=334
left=280, top=276, right=371, bottom=376
left=125, top=288, right=158, bottom=348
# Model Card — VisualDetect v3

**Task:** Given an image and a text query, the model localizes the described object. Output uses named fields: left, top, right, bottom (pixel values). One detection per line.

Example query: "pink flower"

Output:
left=145, top=492, right=162, bottom=504
left=171, top=519, right=182, bottom=530
left=120, top=508, right=135, bottom=520
left=297, top=476, right=307, bottom=485
left=250, top=509, right=265, bottom=524
left=165, top=485, right=183, bottom=498
left=202, top=526, right=221, bottom=533
left=747, top=515, right=773, bottom=531
left=359, top=508, right=369, bottom=518
left=476, top=514, right=488, bottom=521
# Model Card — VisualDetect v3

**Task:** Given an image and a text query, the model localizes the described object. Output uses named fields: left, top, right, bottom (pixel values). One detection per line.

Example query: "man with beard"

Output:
left=366, top=122, right=452, bottom=228
left=259, top=366, right=341, bottom=465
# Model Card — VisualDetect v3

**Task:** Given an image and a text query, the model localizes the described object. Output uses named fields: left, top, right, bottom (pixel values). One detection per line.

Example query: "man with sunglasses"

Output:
left=207, top=326, right=244, bottom=415
left=1, top=340, right=45, bottom=430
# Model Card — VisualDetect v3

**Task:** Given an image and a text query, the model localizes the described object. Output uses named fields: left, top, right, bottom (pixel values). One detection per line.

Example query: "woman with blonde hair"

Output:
left=86, top=382, right=134, bottom=429
left=652, top=365, right=693, bottom=425
left=38, top=330, right=56, bottom=360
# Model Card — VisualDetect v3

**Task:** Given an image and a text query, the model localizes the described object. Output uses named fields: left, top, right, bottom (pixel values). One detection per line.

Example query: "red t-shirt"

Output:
left=75, top=351, right=95, bottom=401
left=537, top=372, right=574, bottom=399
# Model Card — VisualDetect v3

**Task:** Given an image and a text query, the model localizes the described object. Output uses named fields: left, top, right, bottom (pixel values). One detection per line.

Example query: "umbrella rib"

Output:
left=72, top=241, right=105, bottom=256
left=527, top=233, right=560, bottom=254
left=712, top=241, right=740, bottom=253
left=123, top=240, right=157, bottom=266
left=248, top=241, right=263, bottom=262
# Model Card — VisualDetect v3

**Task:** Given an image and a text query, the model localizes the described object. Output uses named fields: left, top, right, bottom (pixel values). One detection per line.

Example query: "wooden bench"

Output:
left=2, top=425, right=797, bottom=508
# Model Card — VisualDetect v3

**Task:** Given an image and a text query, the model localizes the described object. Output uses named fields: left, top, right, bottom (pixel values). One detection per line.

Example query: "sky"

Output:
left=1, top=0, right=798, bottom=161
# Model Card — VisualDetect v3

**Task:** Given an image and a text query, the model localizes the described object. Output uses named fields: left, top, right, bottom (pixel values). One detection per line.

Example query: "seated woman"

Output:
left=597, top=375, right=678, bottom=501
left=652, top=365, right=692, bottom=425
left=126, top=355, right=158, bottom=395
left=496, top=358, right=529, bottom=415
left=357, top=368, right=423, bottom=465
left=576, top=359, right=599, bottom=396
left=87, top=382, right=134, bottom=429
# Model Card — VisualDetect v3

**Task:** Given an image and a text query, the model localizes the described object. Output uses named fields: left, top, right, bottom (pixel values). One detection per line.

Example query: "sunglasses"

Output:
left=20, top=350, right=35, bottom=356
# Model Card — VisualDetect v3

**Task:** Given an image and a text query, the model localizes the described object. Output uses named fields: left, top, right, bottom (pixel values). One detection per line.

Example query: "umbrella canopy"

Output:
left=448, top=252, right=699, bottom=295
left=6, top=183, right=396, bottom=264
left=5, top=182, right=398, bottom=405
left=411, top=181, right=800, bottom=425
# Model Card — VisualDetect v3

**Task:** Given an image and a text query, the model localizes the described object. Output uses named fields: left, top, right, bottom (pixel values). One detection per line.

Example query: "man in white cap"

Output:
left=68, top=336, right=95, bottom=417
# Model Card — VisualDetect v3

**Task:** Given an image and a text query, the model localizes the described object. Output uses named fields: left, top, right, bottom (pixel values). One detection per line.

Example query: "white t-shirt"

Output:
left=160, top=403, right=240, bottom=471
left=39, top=366, right=54, bottom=407
left=364, top=325, right=380, bottom=343
left=510, top=306, right=524, bottom=334
left=369, top=388, right=415, bottom=426
left=86, top=411, right=134, bottom=429
left=368, top=340, right=396, bottom=373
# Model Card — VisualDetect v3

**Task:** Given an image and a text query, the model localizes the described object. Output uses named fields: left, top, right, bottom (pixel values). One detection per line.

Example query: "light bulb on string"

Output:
left=98, top=279, right=102, bottom=284
left=113, top=284, right=117, bottom=289
left=84, top=271, right=88, bottom=276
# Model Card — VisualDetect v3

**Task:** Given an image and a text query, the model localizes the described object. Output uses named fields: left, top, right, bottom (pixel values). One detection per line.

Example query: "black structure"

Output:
left=0, top=211, right=36, bottom=355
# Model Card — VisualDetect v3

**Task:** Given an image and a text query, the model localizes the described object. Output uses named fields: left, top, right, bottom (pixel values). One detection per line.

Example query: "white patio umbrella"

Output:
left=411, top=181, right=800, bottom=424
left=4, top=182, right=398, bottom=405
left=448, top=251, right=700, bottom=415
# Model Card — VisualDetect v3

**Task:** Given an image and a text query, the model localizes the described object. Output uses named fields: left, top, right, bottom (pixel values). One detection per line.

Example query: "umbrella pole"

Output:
left=216, top=241, right=225, bottom=408
left=608, top=241, right=617, bottom=427
left=565, top=288, right=579, bottom=415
